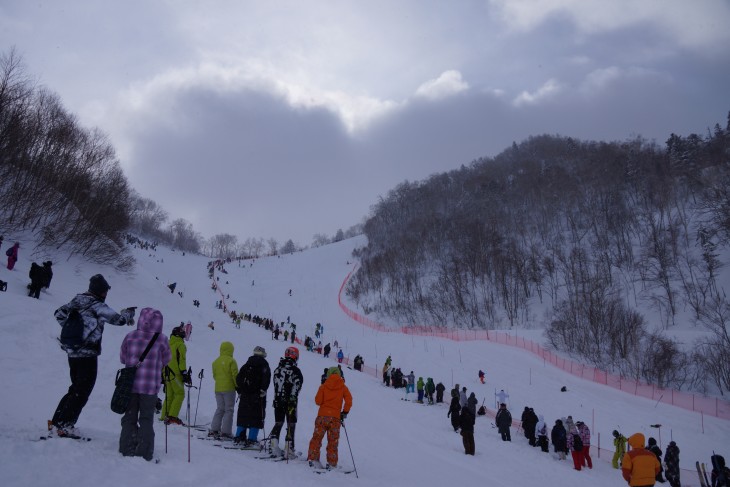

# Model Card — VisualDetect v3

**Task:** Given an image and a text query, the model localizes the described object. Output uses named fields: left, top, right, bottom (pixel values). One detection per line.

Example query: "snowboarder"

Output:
left=269, top=346, right=303, bottom=458
left=160, top=325, right=190, bottom=425
left=307, top=367, right=352, bottom=470
left=51, top=274, right=135, bottom=436
left=209, top=341, right=238, bottom=439
left=234, top=346, right=271, bottom=446
left=119, top=308, right=171, bottom=461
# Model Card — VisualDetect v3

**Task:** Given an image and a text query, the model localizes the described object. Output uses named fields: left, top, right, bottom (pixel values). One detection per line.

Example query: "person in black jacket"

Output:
left=435, top=382, right=445, bottom=403
left=459, top=405, right=475, bottom=455
left=28, top=262, right=45, bottom=298
left=495, top=403, right=512, bottom=441
left=234, top=346, right=271, bottom=446
left=664, top=441, right=680, bottom=487
left=522, top=407, right=538, bottom=446
left=647, top=437, right=666, bottom=483
left=447, top=394, right=461, bottom=432
left=551, top=419, right=567, bottom=460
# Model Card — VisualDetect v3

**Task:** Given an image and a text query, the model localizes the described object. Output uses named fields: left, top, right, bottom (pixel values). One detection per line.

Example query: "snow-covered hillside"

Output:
left=0, top=236, right=726, bottom=487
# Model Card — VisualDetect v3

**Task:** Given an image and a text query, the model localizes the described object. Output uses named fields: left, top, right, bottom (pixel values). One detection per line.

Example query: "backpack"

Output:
left=56, top=305, right=88, bottom=352
left=6, top=247, right=13, bottom=257
left=237, top=360, right=260, bottom=393
left=477, top=405, right=487, bottom=416
left=572, top=433, right=583, bottom=451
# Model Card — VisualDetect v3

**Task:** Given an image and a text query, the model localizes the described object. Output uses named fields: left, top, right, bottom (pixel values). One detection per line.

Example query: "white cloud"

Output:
left=414, top=70, right=469, bottom=100
left=580, top=66, right=672, bottom=95
left=489, top=0, right=730, bottom=51
left=512, top=78, right=562, bottom=106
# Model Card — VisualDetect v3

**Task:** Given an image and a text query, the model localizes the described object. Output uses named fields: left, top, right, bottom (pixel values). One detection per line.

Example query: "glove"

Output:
left=259, top=389, right=267, bottom=398
left=340, top=411, right=348, bottom=422
left=181, top=371, right=192, bottom=385
left=120, top=307, right=136, bottom=326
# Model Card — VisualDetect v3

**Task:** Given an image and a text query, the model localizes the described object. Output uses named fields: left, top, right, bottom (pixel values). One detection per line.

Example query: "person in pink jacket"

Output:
left=6, top=242, right=19, bottom=270
left=119, top=307, right=171, bottom=461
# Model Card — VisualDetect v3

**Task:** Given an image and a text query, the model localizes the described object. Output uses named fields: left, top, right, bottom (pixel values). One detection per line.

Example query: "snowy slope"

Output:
left=0, top=235, right=725, bottom=487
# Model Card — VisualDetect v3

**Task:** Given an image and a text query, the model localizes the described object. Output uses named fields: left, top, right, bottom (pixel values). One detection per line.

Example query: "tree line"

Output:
left=347, top=114, right=730, bottom=395
left=0, top=48, right=359, bottom=263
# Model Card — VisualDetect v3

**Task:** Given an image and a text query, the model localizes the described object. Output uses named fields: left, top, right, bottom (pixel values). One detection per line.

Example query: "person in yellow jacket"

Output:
left=622, top=432, right=660, bottom=487
left=613, top=430, right=628, bottom=468
left=307, top=367, right=352, bottom=470
left=209, top=341, right=238, bottom=438
left=160, top=326, right=190, bottom=425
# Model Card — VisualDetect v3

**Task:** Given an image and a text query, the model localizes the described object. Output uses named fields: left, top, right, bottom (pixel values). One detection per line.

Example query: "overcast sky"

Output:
left=2, top=0, right=729, bottom=245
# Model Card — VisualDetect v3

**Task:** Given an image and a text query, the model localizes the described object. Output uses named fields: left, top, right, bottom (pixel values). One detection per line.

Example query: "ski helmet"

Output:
left=285, top=346, right=299, bottom=361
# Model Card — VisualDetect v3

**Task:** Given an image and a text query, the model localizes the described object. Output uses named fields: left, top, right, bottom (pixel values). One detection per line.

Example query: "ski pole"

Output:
left=194, top=368, right=204, bottom=426
left=341, top=420, right=359, bottom=478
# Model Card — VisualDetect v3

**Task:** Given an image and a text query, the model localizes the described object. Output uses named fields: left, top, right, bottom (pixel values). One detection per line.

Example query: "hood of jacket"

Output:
left=219, top=341, right=234, bottom=357
left=324, top=373, right=345, bottom=391
left=628, top=433, right=645, bottom=449
left=137, top=307, right=164, bottom=334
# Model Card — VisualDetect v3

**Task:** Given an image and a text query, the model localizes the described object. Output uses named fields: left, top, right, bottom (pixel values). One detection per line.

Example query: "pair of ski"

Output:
left=696, top=461, right=710, bottom=487
left=37, top=433, right=92, bottom=442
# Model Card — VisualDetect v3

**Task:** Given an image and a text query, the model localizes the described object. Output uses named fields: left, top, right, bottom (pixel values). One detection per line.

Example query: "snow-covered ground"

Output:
left=0, top=235, right=726, bottom=487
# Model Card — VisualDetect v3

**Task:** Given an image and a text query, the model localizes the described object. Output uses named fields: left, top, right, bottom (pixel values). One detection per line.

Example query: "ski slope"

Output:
left=0, top=235, right=726, bottom=487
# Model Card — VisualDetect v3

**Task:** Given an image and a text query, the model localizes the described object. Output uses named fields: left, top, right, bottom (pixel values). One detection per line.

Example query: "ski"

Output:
left=313, top=467, right=355, bottom=475
left=37, top=434, right=91, bottom=442
left=701, top=462, right=711, bottom=487
left=697, top=461, right=707, bottom=487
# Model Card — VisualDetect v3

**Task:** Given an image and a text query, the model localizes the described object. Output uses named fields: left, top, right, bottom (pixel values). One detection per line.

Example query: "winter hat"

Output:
left=327, top=366, right=341, bottom=377
left=648, top=437, right=657, bottom=446
left=613, top=430, right=619, bottom=438
left=253, top=346, right=267, bottom=357
left=668, top=441, right=676, bottom=447
left=88, top=274, right=110, bottom=296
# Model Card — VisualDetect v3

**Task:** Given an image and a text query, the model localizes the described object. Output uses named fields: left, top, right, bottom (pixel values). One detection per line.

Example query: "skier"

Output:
left=567, top=424, right=584, bottom=471
left=234, top=346, right=271, bottom=446
left=50, top=274, right=135, bottom=436
left=160, top=325, right=190, bottom=425
left=522, top=407, right=538, bottom=446
left=119, top=308, right=171, bottom=461
left=447, top=393, right=461, bottom=432
left=353, top=354, right=363, bottom=371
left=478, top=370, right=485, bottom=384
left=435, top=382, right=445, bottom=403
left=466, top=392, right=478, bottom=416
left=209, top=341, right=238, bottom=439
left=495, top=389, right=509, bottom=407
left=612, top=430, right=627, bottom=468
left=664, top=441, right=680, bottom=487
left=622, top=433, right=660, bottom=486
left=647, top=437, right=665, bottom=483
left=337, top=348, right=344, bottom=364
left=459, top=403, right=475, bottom=455
left=459, top=387, right=467, bottom=407
left=495, top=403, right=512, bottom=441
left=307, top=367, right=352, bottom=470
left=406, top=371, right=415, bottom=394
left=28, top=262, right=46, bottom=299
left=269, top=346, right=303, bottom=458
left=577, top=421, right=592, bottom=468
left=711, top=454, right=730, bottom=487
left=426, top=378, right=436, bottom=405
left=416, top=377, right=425, bottom=403
left=551, top=419, right=567, bottom=460
left=6, top=242, right=19, bottom=270
left=536, top=415, right=549, bottom=453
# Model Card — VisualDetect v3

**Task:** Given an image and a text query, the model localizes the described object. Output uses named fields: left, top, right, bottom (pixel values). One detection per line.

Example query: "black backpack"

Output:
left=237, top=360, right=260, bottom=393
left=56, top=301, right=96, bottom=352
left=573, top=433, right=583, bottom=451
left=6, top=247, right=13, bottom=257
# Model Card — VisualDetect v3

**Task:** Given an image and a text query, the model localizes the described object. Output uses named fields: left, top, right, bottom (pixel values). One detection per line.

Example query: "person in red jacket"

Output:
left=622, top=432, right=661, bottom=487
left=307, top=366, right=352, bottom=470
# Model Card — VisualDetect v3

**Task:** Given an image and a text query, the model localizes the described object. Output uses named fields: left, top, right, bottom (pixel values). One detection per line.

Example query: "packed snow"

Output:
left=0, top=235, right=726, bottom=487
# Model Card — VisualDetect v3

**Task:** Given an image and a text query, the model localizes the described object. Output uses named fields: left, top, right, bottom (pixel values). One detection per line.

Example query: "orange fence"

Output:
left=338, top=265, right=730, bottom=421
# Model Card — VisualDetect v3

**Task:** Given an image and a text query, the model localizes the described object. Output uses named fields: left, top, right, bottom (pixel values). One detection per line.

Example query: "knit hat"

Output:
left=327, top=366, right=341, bottom=377
left=88, top=274, right=110, bottom=296
left=253, top=345, right=267, bottom=357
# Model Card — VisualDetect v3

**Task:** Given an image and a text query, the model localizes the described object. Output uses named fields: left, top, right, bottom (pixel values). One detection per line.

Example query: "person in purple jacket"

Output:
left=119, top=307, right=171, bottom=461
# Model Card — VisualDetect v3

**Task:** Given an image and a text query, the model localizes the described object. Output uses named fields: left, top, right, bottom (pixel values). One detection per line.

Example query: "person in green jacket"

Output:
left=161, top=326, right=190, bottom=425
left=612, top=429, right=627, bottom=468
left=209, top=341, right=238, bottom=438
left=416, top=377, right=425, bottom=403
left=425, top=378, right=436, bottom=405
